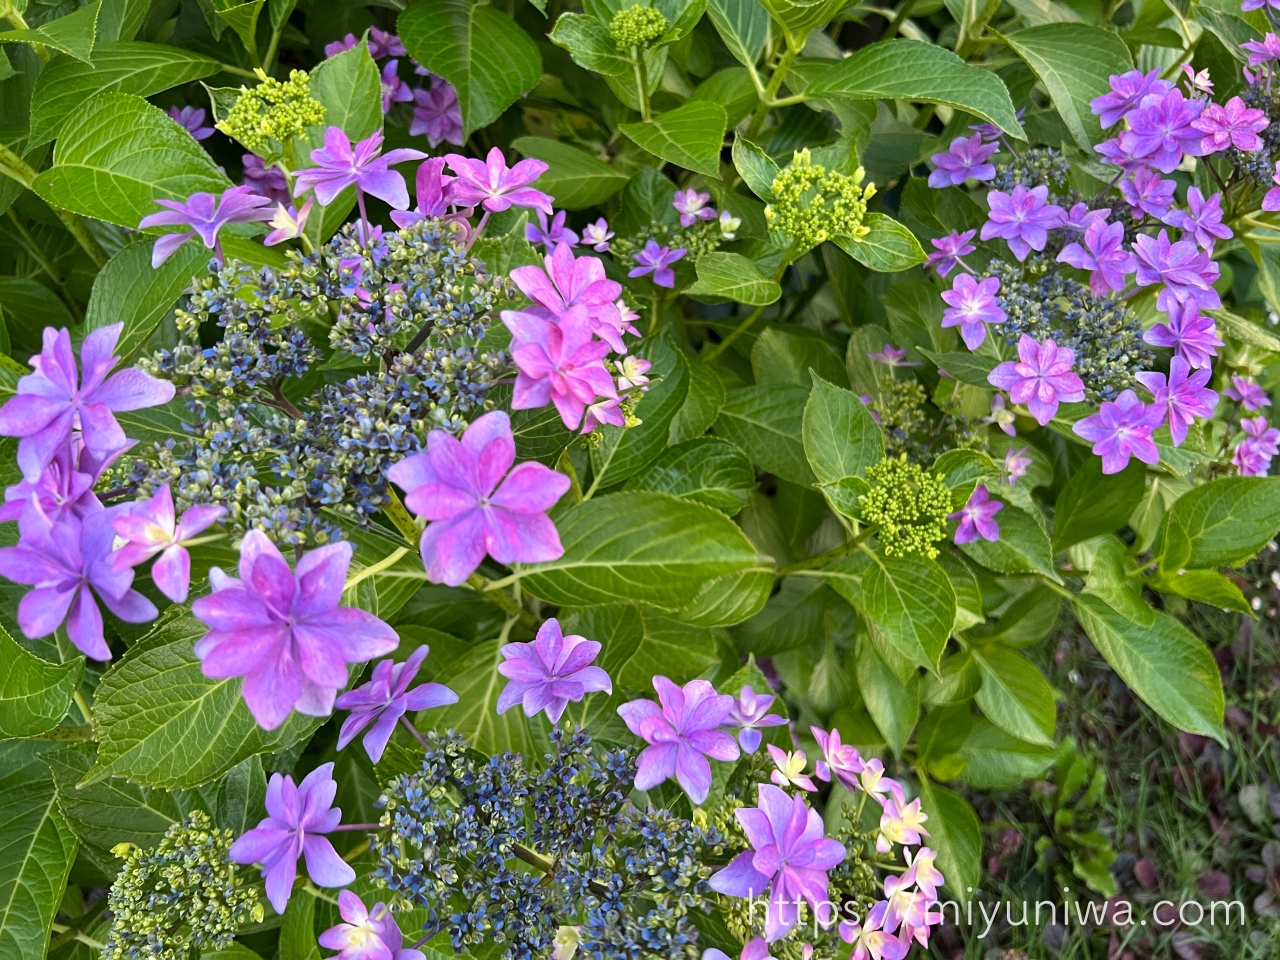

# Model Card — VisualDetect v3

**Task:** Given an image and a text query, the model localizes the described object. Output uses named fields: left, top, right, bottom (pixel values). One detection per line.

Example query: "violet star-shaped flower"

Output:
left=1132, top=230, right=1221, bottom=312
left=924, top=229, right=976, bottom=276
left=727, top=685, right=786, bottom=754
left=1073, top=389, right=1164, bottom=474
left=673, top=188, right=716, bottom=227
left=111, top=485, right=224, bottom=603
left=319, top=890, right=425, bottom=960
left=1003, top=445, right=1033, bottom=485
left=1118, top=88, right=1205, bottom=173
left=445, top=146, right=552, bottom=214
left=1242, top=33, right=1280, bottom=67
left=503, top=308, right=618, bottom=430
left=581, top=217, right=614, bottom=252
left=496, top=617, right=612, bottom=723
left=0, top=505, right=156, bottom=660
left=1243, top=416, right=1280, bottom=457
left=708, top=784, right=846, bottom=941
left=1090, top=69, right=1173, bottom=128
left=1163, top=187, right=1232, bottom=250
left=167, top=105, right=214, bottom=140
left=582, top=397, right=625, bottom=434
left=1063, top=202, right=1111, bottom=233
left=1226, top=376, right=1271, bottom=411
left=525, top=209, right=579, bottom=250
left=987, top=335, right=1085, bottom=425
left=1119, top=168, right=1176, bottom=220
left=840, top=901, right=908, bottom=960
left=511, top=243, right=626, bottom=350
left=927, top=134, right=998, bottom=187
left=243, top=154, right=292, bottom=205
left=0, top=437, right=115, bottom=525
left=410, top=81, right=464, bottom=147
left=940, top=274, right=1005, bottom=350
left=1193, top=96, right=1267, bottom=153
left=629, top=240, right=686, bottom=288
left=1234, top=438, right=1271, bottom=476
left=1136, top=357, right=1218, bottom=446
left=380, top=60, right=414, bottom=113
left=1143, top=303, right=1223, bottom=369
left=980, top=185, right=1064, bottom=261
left=1243, top=0, right=1280, bottom=11
left=811, top=726, right=865, bottom=792
left=983, top=393, right=1017, bottom=437
left=0, top=324, right=174, bottom=482
left=388, top=157, right=460, bottom=230
left=230, top=763, right=356, bottom=914
left=617, top=677, right=740, bottom=804
left=324, top=34, right=359, bottom=57
left=1057, top=219, right=1136, bottom=296
left=1264, top=162, right=1280, bottom=212
left=368, top=26, right=406, bottom=59
left=949, top=484, right=1003, bottom=544
left=387, top=411, right=571, bottom=585
left=294, top=127, right=427, bottom=209
left=192, top=531, right=399, bottom=729
left=335, top=645, right=458, bottom=763
left=138, top=186, right=275, bottom=267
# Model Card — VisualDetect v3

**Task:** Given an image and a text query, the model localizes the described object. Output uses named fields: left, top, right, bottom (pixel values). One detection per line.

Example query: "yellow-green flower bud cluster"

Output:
left=765, top=149, right=875, bottom=249
left=217, top=68, right=326, bottom=155
left=610, top=5, right=669, bottom=47
left=860, top=454, right=951, bottom=558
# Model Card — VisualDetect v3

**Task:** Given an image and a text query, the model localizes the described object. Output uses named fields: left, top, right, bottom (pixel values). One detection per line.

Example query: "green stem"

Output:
left=631, top=47, right=651, bottom=121
left=263, top=22, right=285, bottom=72
left=73, top=690, right=92, bottom=725
left=220, top=62, right=259, bottom=80
left=4, top=209, right=82, bottom=320
left=49, top=925, right=104, bottom=951
left=0, top=142, right=108, bottom=267
left=556, top=449, right=584, bottom=503
left=466, top=573, right=542, bottom=631
left=344, top=547, right=410, bottom=591
left=777, top=528, right=873, bottom=575
left=383, top=489, right=422, bottom=545
left=745, top=41, right=801, bottom=140
left=883, top=0, right=919, bottom=40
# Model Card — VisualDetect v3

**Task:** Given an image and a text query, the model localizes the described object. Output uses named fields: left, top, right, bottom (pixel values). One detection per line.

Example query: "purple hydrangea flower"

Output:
left=368, top=27, right=406, bottom=59
left=335, top=646, right=458, bottom=763
left=319, top=890, right=425, bottom=960
left=1136, top=357, right=1218, bottom=446
left=167, top=105, right=214, bottom=140
left=1243, top=415, right=1280, bottom=457
left=924, top=229, right=976, bottom=276
left=1073, top=389, right=1164, bottom=473
left=969, top=108, right=1024, bottom=142
left=1242, top=33, right=1280, bottom=67
left=192, top=532, right=399, bottom=729
left=940, top=274, right=1006, bottom=350
left=445, top=146, right=553, bottom=214
left=262, top=200, right=313, bottom=246
left=0, top=506, right=156, bottom=660
left=1003, top=445, right=1033, bottom=485
left=1132, top=230, right=1221, bottom=313
left=708, top=784, right=846, bottom=941
left=811, top=726, right=865, bottom=792
left=1162, top=187, right=1232, bottom=249
left=949, top=484, right=1002, bottom=544
left=1193, top=96, right=1267, bottom=153
left=1226, top=376, right=1271, bottom=411
left=987, top=335, right=1086, bottom=425
left=510, top=244, right=626, bottom=350
left=387, top=411, right=571, bottom=585
left=673, top=188, right=716, bottom=227
left=980, top=185, right=1065, bottom=261
left=503, top=308, right=618, bottom=430
left=927, top=134, right=998, bottom=187
left=111, top=485, right=224, bottom=603
left=1264, top=162, right=1280, bottom=212
left=525, top=209, right=580, bottom=251
left=1057, top=219, right=1136, bottom=295
left=230, top=763, right=356, bottom=914
left=581, top=217, right=614, bottom=252
left=243, top=154, right=291, bottom=205
left=138, top=186, right=275, bottom=267
left=389, top=158, right=458, bottom=229
left=983, top=393, right=1017, bottom=437
left=1243, top=0, right=1280, bottom=11
left=0, top=324, right=174, bottom=482
left=840, top=901, right=908, bottom=960
left=727, top=685, right=786, bottom=754
left=1063, top=202, right=1111, bottom=232
left=496, top=617, right=612, bottom=723
left=1119, top=88, right=1205, bottom=173
left=629, top=240, right=686, bottom=288
left=295, top=127, right=427, bottom=209
left=617, top=677, right=740, bottom=804
left=582, top=396, right=626, bottom=434
left=869, top=344, right=921, bottom=368
left=0, top=437, right=111, bottom=525
left=380, top=60, right=414, bottom=113
left=1095, top=136, right=1149, bottom=173
left=324, top=34, right=359, bottom=57
left=409, top=81, right=464, bottom=147
left=1142, top=303, right=1223, bottom=368
left=1090, top=69, right=1173, bottom=128
left=1119, top=168, right=1176, bottom=220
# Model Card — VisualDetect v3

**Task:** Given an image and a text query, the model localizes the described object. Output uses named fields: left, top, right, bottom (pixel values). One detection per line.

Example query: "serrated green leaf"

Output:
left=1156, top=476, right=1280, bottom=570
left=706, top=0, right=768, bottom=67
left=0, top=626, right=81, bottom=739
left=961, top=503, right=1059, bottom=581
left=424, top=639, right=536, bottom=758
left=715, top=383, right=816, bottom=486
left=548, top=12, right=630, bottom=75
left=591, top=337, right=689, bottom=488
left=1212, top=308, right=1280, bottom=353
left=731, top=135, right=779, bottom=202
left=832, top=213, right=926, bottom=272
left=918, top=348, right=996, bottom=388
left=751, top=327, right=847, bottom=388
left=1054, top=458, right=1145, bottom=549
left=918, top=778, right=981, bottom=901
left=625, top=437, right=755, bottom=514
left=511, top=137, right=630, bottom=209
left=972, top=645, right=1056, bottom=746
left=686, top=252, right=780, bottom=305
left=0, top=0, right=100, bottom=66
left=802, top=375, right=883, bottom=484
left=855, top=639, right=918, bottom=755
left=620, top=101, right=728, bottom=178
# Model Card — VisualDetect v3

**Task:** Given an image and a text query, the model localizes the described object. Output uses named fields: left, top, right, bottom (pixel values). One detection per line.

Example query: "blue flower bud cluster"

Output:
left=1235, top=79, right=1280, bottom=188
left=991, top=146, right=1071, bottom=192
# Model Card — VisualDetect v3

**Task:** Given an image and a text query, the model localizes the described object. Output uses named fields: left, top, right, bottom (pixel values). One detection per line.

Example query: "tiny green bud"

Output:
left=217, top=68, right=327, bottom=155
left=860, top=454, right=951, bottom=559
left=609, top=5, right=669, bottom=48
left=764, top=149, right=875, bottom=250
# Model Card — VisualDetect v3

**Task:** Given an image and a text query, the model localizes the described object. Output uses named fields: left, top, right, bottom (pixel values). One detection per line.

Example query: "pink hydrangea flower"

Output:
left=1193, top=96, right=1267, bottom=153
left=949, top=484, right=1002, bottom=544
left=294, top=127, right=427, bottom=209
left=503, top=308, right=618, bottom=430
left=319, top=890, right=425, bottom=960
left=445, top=146, right=552, bottom=214
left=987, top=335, right=1085, bottom=425
left=510, top=243, right=626, bottom=351
left=1073, top=389, right=1164, bottom=473
left=811, top=726, right=865, bottom=791
left=111, top=485, right=225, bottom=603
left=1143, top=303, right=1223, bottom=369
left=767, top=744, right=817, bottom=792
left=1225, top=375, right=1271, bottom=411
left=1136, top=357, right=1218, bottom=446
left=980, top=185, right=1065, bottom=261
left=410, top=80, right=464, bottom=147
left=497, top=617, right=612, bottom=723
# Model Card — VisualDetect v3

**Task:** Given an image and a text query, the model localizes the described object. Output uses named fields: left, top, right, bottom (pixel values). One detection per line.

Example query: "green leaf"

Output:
left=671, top=354, right=725, bottom=443
left=0, top=742, right=77, bottom=960
left=802, top=375, right=884, bottom=484
left=0, top=626, right=81, bottom=739
left=972, top=645, right=1056, bottom=746
left=958, top=719, right=1057, bottom=788
left=1151, top=568, right=1251, bottom=614
left=918, top=348, right=995, bottom=388
left=752, top=327, right=847, bottom=388
left=568, top=604, right=721, bottom=691
left=399, top=0, right=542, bottom=138
left=591, top=337, right=689, bottom=487
left=1053, top=458, right=1145, bottom=549
left=686, top=252, right=781, bottom=305
left=88, top=615, right=324, bottom=788
left=620, top=101, right=728, bottom=178
left=855, top=640, right=918, bottom=755
left=625, top=437, right=755, bottom=515
left=28, top=42, right=220, bottom=145
left=31, top=92, right=232, bottom=228
left=803, top=39, right=1024, bottom=138
left=706, top=0, right=768, bottom=67
left=918, top=779, right=982, bottom=901
left=1073, top=593, right=1225, bottom=743
left=511, top=137, right=630, bottom=209
left=832, top=214, right=926, bottom=272
left=85, top=238, right=205, bottom=364
left=731, top=135, right=779, bottom=201
left=0, top=0, right=100, bottom=66
left=1156, top=476, right=1280, bottom=571
left=715, top=383, right=816, bottom=486
left=1212, top=308, right=1280, bottom=353
left=0, top=278, right=74, bottom=342
left=1082, top=535, right=1153, bottom=626
left=521, top=492, right=765, bottom=609
left=961, top=503, right=1059, bottom=581
left=212, top=0, right=266, bottom=56
left=279, top=889, right=322, bottom=960
left=425, top=639, right=536, bottom=758
left=548, top=12, right=631, bottom=75
left=1003, top=24, right=1134, bottom=151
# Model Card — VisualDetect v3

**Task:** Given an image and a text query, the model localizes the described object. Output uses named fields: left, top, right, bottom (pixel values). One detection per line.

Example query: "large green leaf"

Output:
left=85, top=238, right=205, bottom=363
left=520, top=492, right=765, bottom=609
left=803, top=39, right=1023, bottom=138
left=715, top=383, right=816, bottom=486
left=0, top=0, right=100, bottom=66
left=752, top=327, right=847, bottom=389
left=31, top=92, right=232, bottom=228
left=855, top=640, right=918, bottom=755
left=972, top=645, right=1056, bottom=746
left=802, top=375, right=883, bottom=484
left=918, top=778, right=981, bottom=902
left=960, top=503, right=1059, bottom=580
left=706, top=0, right=768, bottom=67
left=511, top=137, right=630, bottom=209
left=0, top=743, right=77, bottom=960
left=399, top=0, right=542, bottom=138
left=566, top=604, right=722, bottom=692
left=29, top=43, right=220, bottom=145
left=1155, top=476, right=1280, bottom=571
left=590, top=337, right=689, bottom=488
left=625, top=437, right=756, bottom=515
left=1073, top=594, right=1225, bottom=743
left=1053, top=458, right=1145, bottom=550
left=832, top=214, right=926, bottom=272
left=686, top=252, right=781, bottom=306
left=0, top=626, right=81, bottom=739
left=1003, top=24, right=1134, bottom=151
left=547, top=12, right=631, bottom=75
left=619, top=101, right=729, bottom=178
left=87, top=615, right=324, bottom=788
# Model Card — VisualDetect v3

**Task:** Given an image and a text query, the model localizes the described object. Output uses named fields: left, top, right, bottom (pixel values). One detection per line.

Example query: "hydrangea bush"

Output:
left=2, top=0, right=1280, bottom=957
